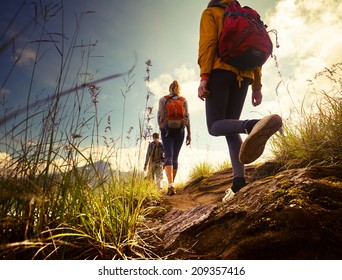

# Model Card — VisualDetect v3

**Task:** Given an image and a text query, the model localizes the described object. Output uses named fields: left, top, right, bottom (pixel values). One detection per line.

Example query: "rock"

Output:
left=153, top=164, right=342, bottom=259
left=160, top=205, right=215, bottom=248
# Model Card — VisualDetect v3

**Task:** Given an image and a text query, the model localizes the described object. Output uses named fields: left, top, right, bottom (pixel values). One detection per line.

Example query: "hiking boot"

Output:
left=222, top=189, right=235, bottom=203
left=239, top=114, right=282, bottom=164
left=167, top=186, right=176, bottom=196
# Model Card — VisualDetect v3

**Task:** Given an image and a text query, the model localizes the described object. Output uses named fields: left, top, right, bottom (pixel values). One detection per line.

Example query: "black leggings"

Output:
left=206, top=69, right=251, bottom=178
left=161, top=127, right=184, bottom=170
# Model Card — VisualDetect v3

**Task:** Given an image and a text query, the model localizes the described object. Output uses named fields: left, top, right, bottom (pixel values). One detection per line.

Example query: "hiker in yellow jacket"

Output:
left=198, top=0, right=282, bottom=202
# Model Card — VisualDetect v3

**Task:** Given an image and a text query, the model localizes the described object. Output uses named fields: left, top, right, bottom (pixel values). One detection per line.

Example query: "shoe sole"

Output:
left=239, top=114, right=282, bottom=164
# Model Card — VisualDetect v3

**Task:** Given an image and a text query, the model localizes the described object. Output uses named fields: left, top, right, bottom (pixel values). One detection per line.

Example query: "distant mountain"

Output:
left=81, top=160, right=112, bottom=175
left=78, top=160, right=140, bottom=184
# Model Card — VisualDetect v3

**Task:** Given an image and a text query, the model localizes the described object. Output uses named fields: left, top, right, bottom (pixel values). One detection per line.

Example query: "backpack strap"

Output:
left=210, top=0, right=240, bottom=8
left=225, top=11, right=247, bottom=19
left=164, top=95, right=185, bottom=102
left=211, top=4, right=226, bottom=9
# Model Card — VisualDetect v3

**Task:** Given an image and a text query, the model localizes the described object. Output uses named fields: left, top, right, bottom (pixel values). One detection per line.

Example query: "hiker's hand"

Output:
left=198, top=80, right=210, bottom=101
left=252, top=89, right=262, bottom=106
left=186, top=135, right=191, bottom=146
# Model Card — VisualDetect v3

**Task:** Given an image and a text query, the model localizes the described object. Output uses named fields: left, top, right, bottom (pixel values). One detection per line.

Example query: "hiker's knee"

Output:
left=207, top=123, right=220, bottom=137
left=164, top=156, right=173, bottom=166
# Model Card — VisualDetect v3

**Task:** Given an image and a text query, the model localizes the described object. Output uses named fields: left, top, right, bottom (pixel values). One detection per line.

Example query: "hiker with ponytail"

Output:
left=158, top=80, right=191, bottom=196
left=198, top=0, right=282, bottom=202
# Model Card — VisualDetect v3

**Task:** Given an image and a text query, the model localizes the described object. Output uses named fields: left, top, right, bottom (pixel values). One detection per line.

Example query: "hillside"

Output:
left=144, top=162, right=342, bottom=259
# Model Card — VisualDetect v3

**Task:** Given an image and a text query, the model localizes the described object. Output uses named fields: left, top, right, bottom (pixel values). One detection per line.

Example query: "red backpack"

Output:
left=163, top=95, right=186, bottom=129
left=216, top=1, right=273, bottom=70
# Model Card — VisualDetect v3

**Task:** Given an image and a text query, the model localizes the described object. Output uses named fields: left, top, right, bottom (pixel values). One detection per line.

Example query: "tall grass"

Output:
left=271, top=63, right=342, bottom=168
left=0, top=170, right=160, bottom=259
left=0, top=1, right=161, bottom=259
left=0, top=165, right=161, bottom=259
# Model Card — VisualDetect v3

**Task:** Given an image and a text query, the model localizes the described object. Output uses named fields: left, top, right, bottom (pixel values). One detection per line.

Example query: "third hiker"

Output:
left=144, top=132, right=164, bottom=190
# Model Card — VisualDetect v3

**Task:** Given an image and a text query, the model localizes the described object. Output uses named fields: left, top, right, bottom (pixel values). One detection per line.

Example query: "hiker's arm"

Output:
left=157, top=98, right=164, bottom=129
left=198, top=9, right=217, bottom=79
left=184, top=100, right=191, bottom=146
left=252, top=67, right=263, bottom=106
left=160, top=143, right=165, bottom=165
left=252, top=67, right=262, bottom=91
left=186, top=124, right=191, bottom=146
left=198, top=9, right=217, bottom=100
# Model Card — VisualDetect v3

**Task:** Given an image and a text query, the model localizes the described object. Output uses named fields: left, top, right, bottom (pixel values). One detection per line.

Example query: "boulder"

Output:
left=154, top=164, right=342, bottom=259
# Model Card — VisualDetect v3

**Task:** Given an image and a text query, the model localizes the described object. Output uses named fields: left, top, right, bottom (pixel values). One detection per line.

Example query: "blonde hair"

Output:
left=169, top=80, right=180, bottom=95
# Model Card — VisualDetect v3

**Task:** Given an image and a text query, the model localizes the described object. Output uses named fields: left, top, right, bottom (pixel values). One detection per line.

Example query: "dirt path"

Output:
left=160, top=169, right=239, bottom=211
left=160, top=170, right=231, bottom=212
left=142, top=166, right=261, bottom=257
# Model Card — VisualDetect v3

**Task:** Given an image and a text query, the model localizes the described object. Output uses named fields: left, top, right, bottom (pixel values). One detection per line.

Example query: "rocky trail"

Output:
left=143, top=163, right=342, bottom=260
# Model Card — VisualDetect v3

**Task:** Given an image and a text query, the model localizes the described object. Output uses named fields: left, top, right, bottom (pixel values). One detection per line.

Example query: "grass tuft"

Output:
left=271, top=64, right=342, bottom=168
left=188, top=161, right=215, bottom=182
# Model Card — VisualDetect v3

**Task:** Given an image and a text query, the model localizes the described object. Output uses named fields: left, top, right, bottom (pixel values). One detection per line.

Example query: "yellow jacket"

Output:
left=198, top=0, right=262, bottom=90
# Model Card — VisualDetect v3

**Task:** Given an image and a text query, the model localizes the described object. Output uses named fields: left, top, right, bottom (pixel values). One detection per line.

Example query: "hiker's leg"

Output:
left=151, top=163, right=160, bottom=187
left=147, top=164, right=153, bottom=179
left=205, top=70, right=248, bottom=136
left=161, top=128, right=174, bottom=184
left=173, top=168, right=178, bottom=181
left=151, top=163, right=156, bottom=178
left=155, top=165, right=163, bottom=189
left=164, top=165, right=173, bottom=184
left=224, top=73, right=251, bottom=181
left=226, top=135, right=244, bottom=178
left=206, top=69, right=250, bottom=182
left=171, top=129, right=185, bottom=182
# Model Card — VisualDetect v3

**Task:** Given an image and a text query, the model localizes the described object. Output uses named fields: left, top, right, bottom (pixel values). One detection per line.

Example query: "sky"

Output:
left=0, top=0, right=341, bottom=183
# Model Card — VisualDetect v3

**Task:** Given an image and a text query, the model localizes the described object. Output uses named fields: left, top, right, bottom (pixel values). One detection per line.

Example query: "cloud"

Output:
left=268, top=0, right=342, bottom=61
left=0, top=152, right=17, bottom=176
left=0, top=88, right=10, bottom=95
left=173, top=64, right=197, bottom=82
left=148, top=73, right=173, bottom=98
left=260, top=0, right=342, bottom=119
left=14, top=48, right=36, bottom=67
left=0, top=152, right=11, bottom=163
left=148, top=64, right=202, bottom=115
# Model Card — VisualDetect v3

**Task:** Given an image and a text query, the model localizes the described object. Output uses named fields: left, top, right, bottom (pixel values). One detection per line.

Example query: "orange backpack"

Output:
left=163, top=95, right=185, bottom=129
